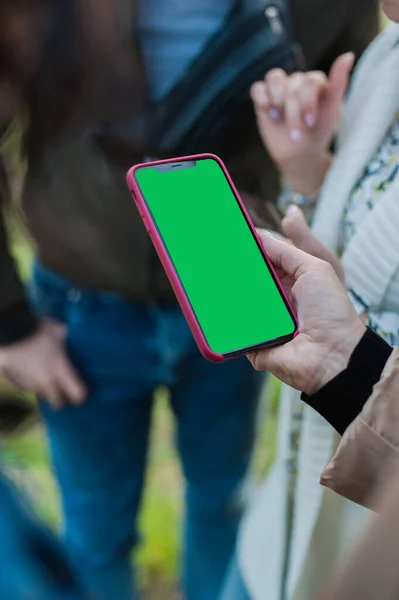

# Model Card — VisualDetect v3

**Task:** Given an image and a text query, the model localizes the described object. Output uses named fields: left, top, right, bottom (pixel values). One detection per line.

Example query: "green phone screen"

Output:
left=136, top=157, right=296, bottom=355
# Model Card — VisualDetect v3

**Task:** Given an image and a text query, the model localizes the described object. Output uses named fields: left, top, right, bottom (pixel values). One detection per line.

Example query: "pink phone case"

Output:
left=126, top=153, right=298, bottom=363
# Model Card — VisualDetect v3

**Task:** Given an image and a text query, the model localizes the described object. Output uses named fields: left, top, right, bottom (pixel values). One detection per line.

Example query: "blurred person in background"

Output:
left=0, top=399, right=87, bottom=600
left=0, top=1, right=378, bottom=599
left=221, top=2, right=399, bottom=600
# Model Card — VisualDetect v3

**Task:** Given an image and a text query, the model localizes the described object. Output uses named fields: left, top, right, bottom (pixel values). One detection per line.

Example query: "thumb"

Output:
left=282, top=205, right=326, bottom=258
left=258, top=230, right=319, bottom=279
left=282, top=205, right=312, bottom=248
left=282, top=205, right=346, bottom=282
left=327, top=52, right=355, bottom=106
left=56, top=356, right=87, bottom=405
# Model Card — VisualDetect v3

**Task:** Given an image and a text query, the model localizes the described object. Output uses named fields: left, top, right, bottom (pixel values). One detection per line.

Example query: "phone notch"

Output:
left=155, top=160, right=197, bottom=173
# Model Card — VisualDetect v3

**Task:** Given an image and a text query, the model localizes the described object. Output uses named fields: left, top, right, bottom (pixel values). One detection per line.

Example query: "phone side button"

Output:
left=142, top=218, right=151, bottom=234
left=131, top=191, right=142, bottom=213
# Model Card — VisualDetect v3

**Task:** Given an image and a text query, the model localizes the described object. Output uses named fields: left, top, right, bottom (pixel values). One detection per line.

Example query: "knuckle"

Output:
left=321, top=261, right=335, bottom=275
left=252, top=81, right=265, bottom=94
left=267, top=68, right=285, bottom=80
left=266, top=69, right=286, bottom=91
left=252, top=354, right=264, bottom=372
left=307, top=70, right=326, bottom=82
left=303, top=76, right=319, bottom=92
left=41, top=374, right=55, bottom=389
left=290, top=72, right=305, bottom=87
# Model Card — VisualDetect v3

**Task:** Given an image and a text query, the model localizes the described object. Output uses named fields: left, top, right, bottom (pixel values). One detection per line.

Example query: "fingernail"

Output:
left=285, top=204, right=300, bottom=216
left=340, top=52, right=355, bottom=72
left=268, top=108, right=281, bottom=121
left=290, top=128, right=302, bottom=143
left=345, top=51, right=355, bottom=64
left=259, top=229, right=277, bottom=238
left=304, top=112, right=315, bottom=128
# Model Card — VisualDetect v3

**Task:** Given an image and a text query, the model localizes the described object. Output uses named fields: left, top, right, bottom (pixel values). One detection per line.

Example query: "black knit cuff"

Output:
left=0, top=301, right=39, bottom=345
left=301, top=328, right=393, bottom=435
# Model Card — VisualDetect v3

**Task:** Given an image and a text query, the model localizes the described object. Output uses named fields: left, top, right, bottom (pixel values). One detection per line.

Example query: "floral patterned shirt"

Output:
left=340, top=118, right=399, bottom=346
left=286, top=119, right=399, bottom=492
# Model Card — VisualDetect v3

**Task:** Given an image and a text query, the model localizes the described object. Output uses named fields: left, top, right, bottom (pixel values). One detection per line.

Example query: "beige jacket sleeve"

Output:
left=319, top=464, right=399, bottom=600
left=320, top=348, right=399, bottom=510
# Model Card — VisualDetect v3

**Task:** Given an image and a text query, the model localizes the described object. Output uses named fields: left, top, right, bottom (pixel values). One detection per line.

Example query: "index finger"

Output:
left=258, top=231, right=321, bottom=278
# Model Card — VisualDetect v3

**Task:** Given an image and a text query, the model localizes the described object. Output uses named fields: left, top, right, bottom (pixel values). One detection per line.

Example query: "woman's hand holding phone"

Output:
left=250, top=52, right=354, bottom=195
left=248, top=233, right=365, bottom=395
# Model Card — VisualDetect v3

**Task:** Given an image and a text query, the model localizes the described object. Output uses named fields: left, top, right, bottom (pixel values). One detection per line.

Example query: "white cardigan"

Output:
left=239, top=23, right=399, bottom=600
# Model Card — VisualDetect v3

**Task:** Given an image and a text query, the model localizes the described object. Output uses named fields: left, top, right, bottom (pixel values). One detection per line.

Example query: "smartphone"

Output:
left=126, top=154, right=297, bottom=362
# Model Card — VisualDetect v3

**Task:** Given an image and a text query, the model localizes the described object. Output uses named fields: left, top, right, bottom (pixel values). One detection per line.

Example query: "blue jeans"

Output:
left=220, top=553, right=251, bottom=600
left=31, top=263, right=264, bottom=600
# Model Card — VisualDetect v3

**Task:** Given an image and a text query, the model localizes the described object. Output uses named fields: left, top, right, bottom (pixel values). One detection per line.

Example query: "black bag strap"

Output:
left=94, top=0, right=303, bottom=157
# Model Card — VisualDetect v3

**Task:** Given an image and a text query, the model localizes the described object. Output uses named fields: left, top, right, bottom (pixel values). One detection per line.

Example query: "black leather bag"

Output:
left=149, top=0, right=302, bottom=157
